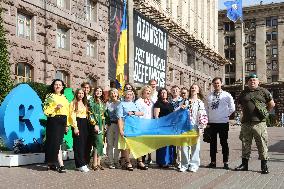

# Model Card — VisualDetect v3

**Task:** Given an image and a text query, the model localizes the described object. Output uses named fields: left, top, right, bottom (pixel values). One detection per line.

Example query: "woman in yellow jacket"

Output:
left=69, top=88, right=90, bottom=172
left=43, top=79, right=69, bottom=173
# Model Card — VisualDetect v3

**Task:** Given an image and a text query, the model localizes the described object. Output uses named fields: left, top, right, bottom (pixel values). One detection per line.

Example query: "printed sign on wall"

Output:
left=133, top=10, right=168, bottom=87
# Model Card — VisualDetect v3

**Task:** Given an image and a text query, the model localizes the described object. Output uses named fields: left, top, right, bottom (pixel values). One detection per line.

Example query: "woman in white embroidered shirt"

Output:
left=179, top=84, right=208, bottom=172
left=135, top=85, right=154, bottom=166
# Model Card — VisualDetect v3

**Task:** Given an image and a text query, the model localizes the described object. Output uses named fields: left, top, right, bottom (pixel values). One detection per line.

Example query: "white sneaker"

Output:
left=78, top=165, right=90, bottom=172
left=189, top=166, right=198, bottom=173
left=109, top=164, right=115, bottom=169
left=179, top=167, right=187, bottom=172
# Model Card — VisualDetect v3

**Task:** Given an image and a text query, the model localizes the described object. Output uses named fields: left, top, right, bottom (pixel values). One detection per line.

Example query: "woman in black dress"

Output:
left=153, top=88, right=175, bottom=167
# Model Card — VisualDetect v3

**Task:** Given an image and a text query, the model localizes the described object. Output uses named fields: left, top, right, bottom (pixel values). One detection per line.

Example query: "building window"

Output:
left=55, top=70, right=70, bottom=86
left=225, top=36, right=235, bottom=46
left=86, top=0, right=98, bottom=22
left=245, top=47, right=255, bottom=58
left=15, top=63, right=33, bottom=83
left=225, top=49, right=236, bottom=60
left=17, top=13, right=32, bottom=40
left=245, top=62, right=256, bottom=72
left=225, top=63, right=235, bottom=73
left=272, top=46, right=278, bottom=56
left=224, top=22, right=234, bottom=31
left=266, top=17, right=278, bottom=27
left=266, top=32, right=277, bottom=41
left=86, top=38, right=97, bottom=58
left=57, top=0, right=71, bottom=10
left=244, top=19, right=256, bottom=29
left=272, top=60, right=278, bottom=71
left=57, top=27, right=70, bottom=50
left=225, top=77, right=235, bottom=85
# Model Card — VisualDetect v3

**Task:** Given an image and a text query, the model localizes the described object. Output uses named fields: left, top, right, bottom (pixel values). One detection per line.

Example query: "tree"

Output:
left=0, top=8, right=13, bottom=104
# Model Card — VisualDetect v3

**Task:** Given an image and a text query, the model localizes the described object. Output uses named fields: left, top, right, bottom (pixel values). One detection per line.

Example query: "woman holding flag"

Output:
left=135, top=85, right=154, bottom=165
left=179, top=84, right=208, bottom=172
left=154, top=88, right=175, bottom=168
left=117, top=90, right=147, bottom=171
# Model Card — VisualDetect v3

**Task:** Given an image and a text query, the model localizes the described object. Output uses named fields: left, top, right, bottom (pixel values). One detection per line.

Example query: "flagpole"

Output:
left=241, top=20, right=245, bottom=90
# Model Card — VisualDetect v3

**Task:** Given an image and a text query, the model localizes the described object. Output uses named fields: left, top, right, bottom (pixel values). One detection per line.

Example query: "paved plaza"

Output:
left=0, top=126, right=283, bottom=189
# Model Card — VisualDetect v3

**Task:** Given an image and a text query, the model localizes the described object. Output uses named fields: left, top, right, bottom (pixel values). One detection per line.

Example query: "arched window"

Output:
left=15, top=63, right=33, bottom=83
left=55, top=70, right=70, bottom=86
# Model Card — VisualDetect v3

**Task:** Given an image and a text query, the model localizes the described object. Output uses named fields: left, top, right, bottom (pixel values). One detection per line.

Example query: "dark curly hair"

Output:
left=157, top=88, right=170, bottom=102
left=50, top=79, right=66, bottom=94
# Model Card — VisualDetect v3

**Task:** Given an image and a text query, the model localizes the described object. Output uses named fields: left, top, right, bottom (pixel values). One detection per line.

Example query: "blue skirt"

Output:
left=156, top=145, right=176, bottom=166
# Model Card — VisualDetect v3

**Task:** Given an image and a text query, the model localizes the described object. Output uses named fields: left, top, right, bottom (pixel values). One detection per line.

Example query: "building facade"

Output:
left=131, top=0, right=228, bottom=93
left=1, top=0, right=109, bottom=88
left=219, top=2, right=284, bottom=122
left=219, top=2, right=284, bottom=85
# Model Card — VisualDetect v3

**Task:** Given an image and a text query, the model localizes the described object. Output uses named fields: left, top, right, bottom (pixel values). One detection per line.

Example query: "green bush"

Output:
left=25, top=82, right=50, bottom=102
left=0, top=8, right=13, bottom=104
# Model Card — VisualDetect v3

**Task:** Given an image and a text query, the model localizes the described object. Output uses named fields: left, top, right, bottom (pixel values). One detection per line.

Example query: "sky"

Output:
left=219, top=0, right=284, bottom=10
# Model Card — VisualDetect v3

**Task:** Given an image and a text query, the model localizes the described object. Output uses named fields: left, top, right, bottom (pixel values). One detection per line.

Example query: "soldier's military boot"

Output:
left=261, top=160, right=269, bottom=174
left=235, top=158, right=248, bottom=171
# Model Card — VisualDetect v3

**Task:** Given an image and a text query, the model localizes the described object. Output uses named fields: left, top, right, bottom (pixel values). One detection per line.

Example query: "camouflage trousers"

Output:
left=239, top=121, right=268, bottom=160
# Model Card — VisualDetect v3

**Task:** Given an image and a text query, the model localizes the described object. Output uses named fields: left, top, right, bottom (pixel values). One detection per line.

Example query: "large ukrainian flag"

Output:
left=115, top=0, right=127, bottom=90
left=123, top=109, right=198, bottom=159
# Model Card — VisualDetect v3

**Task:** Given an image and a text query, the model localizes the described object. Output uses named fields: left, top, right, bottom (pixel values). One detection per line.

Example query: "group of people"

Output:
left=43, top=74, right=274, bottom=175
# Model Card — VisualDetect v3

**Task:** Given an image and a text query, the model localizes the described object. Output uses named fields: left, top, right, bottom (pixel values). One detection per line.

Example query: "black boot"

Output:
left=235, top=158, right=248, bottom=171
left=261, top=160, right=269, bottom=174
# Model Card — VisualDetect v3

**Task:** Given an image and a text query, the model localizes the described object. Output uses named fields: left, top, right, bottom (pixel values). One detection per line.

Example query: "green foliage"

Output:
left=0, top=8, right=13, bottom=104
left=0, top=137, right=9, bottom=151
left=25, top=82, right=50, bottom=102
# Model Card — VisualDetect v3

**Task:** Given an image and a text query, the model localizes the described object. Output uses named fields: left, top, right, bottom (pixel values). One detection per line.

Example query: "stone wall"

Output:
left=1, top=0, right=109, bottom=89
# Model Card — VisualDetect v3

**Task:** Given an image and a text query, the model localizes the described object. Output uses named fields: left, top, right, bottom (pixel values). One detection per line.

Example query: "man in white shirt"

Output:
left=206, top=77, right=235, bottom=169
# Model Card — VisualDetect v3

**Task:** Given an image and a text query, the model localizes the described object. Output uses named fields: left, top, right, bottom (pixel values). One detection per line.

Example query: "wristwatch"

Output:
left=132, top=111, right=136, bottom=115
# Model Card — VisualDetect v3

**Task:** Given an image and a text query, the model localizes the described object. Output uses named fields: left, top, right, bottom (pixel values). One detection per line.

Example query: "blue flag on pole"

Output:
left=224, top=0, right=243, bottom=22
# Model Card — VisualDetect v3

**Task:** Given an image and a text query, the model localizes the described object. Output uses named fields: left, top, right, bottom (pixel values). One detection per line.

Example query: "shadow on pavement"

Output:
left=268, top=140, right=284, bottom=153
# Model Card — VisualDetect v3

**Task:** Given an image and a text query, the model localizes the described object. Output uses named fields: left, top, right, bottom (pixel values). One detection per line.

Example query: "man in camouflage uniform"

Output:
left=236, top=74, right=275, bottom=174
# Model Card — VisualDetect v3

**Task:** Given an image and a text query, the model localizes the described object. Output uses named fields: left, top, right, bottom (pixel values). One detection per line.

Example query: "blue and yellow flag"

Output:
left=121, top=109, right=198, bottom=159
left=116, top=0, right=127, bottom=91
left=224, top=0, right=243, bottom=22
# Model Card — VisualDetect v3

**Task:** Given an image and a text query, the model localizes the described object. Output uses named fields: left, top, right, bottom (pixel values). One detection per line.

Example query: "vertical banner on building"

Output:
left=133, top=10, right=168, bottom=88
left=108, top=0, right=128, bottom=82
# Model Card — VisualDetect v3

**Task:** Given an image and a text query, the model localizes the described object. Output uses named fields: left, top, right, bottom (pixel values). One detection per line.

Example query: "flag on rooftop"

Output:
left=224, top=0, right=243, bottom=22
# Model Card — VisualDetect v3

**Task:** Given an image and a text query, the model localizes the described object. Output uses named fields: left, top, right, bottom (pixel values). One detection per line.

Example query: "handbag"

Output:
left=251, top=96, right=269, bottom=120
left=203, top=127, right=211, bottom=143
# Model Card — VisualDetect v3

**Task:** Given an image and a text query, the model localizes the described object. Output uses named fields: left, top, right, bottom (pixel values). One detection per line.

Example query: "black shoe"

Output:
left=57, top=166, right=67, bottom=173
left=261, top=160, right=269, bottom=174
left=206, top=162, right=216, bottom=168
left=235, top=158, right=248, bottom=171
left=47, top=164, right=57, bottom=171
left=223, top=163, right=229, bottom=170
